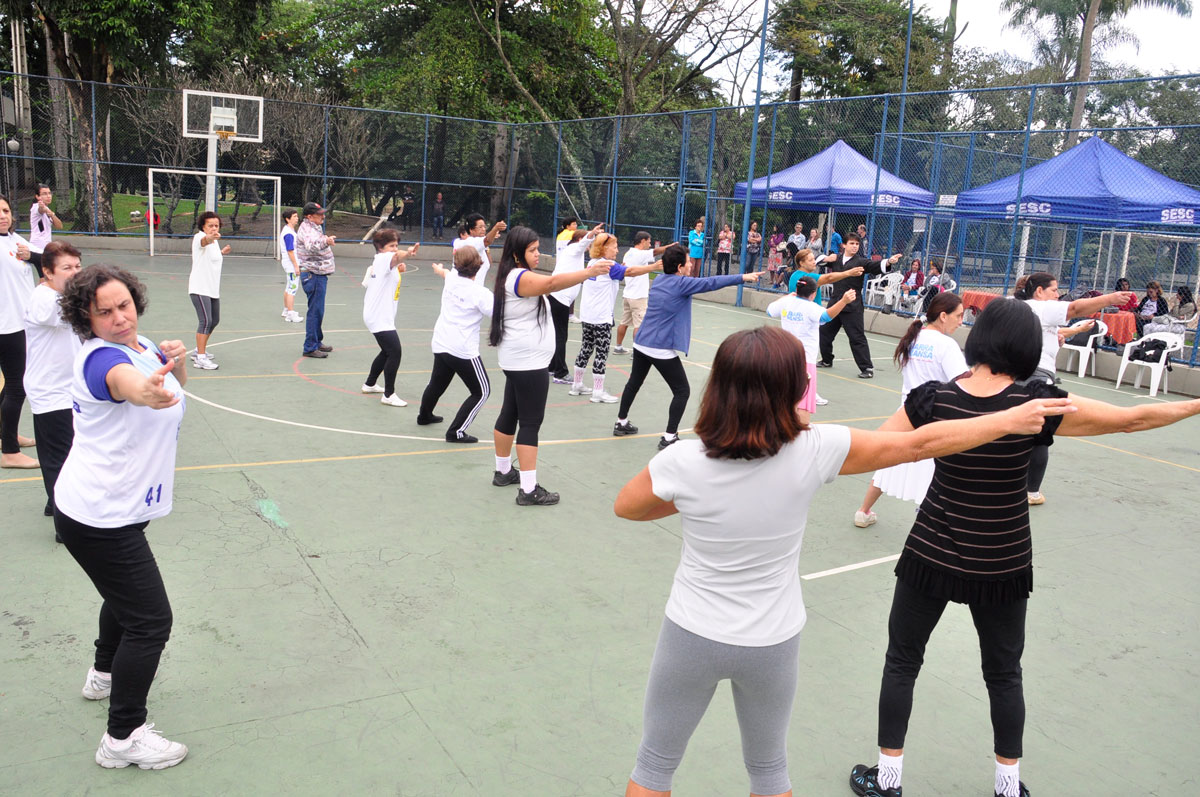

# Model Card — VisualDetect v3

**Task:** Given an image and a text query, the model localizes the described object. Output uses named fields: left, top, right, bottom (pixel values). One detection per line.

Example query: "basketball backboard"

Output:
left=182, top=90, right=264, bottom=142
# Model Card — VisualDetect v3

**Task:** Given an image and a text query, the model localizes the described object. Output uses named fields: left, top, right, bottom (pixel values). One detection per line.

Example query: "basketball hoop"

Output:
left=216, top=129, right=235, bottom=154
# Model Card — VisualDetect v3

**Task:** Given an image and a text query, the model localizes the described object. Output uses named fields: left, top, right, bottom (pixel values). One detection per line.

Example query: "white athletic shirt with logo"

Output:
left=453, top=236, right=490, bottom=286
left=497, top=269, right=554, bottom=370
left=899, top=328, right=969, bottom=401
left=579, top=260, right=630, bottom=325
left=431, top=271, right=494, bottom=359
left=621, top=247, right=654, bottom=301
left=648, top=426, right=853, bottom=646
left=1024, top=299, right=1069, bottom=374
left=188, top=231, right=223, bottom=298
left=23, top=284, right=80, bottom=414
left=549, top=239, right=589, bottom=305
left=278, top=225, right=297, bottom=272
left=766, top=294, right=828, bottom=361
left=55, top=336, right=186, bottom=528
left=362, top=252, right=402, bottom=333
left=28, top=203, right=52, bottom=253
left=0, top=232, right=34, bottom=334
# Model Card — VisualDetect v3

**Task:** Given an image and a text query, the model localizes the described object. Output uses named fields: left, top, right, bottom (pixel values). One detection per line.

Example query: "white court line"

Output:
left=801, top=554, right=900, bottom=580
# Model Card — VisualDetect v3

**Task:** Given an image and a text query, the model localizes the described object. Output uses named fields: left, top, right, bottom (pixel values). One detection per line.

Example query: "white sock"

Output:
left=662, top=431, right=678, bottom=442
left=617, top=417, right=628, bottom=425
left=592, top=373, right=605, bottom=393
left=877, top=752, right=903, bottom=790
left=573, top=366, right=586, bottom=388
left=495, top=455, right=512, bottom=474
left=519, top=469, right=537, bottom=493
left=995, top=761, right=1020, bottom=797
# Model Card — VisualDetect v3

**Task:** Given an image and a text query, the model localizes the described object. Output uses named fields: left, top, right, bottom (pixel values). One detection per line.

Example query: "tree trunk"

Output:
left=788, top=56, right=803, bottom=102
left=942, top=0, right=958, bottom=87
left=490, top=123, right=509, bottom=222
left=1066, top=0, right=1101, bottom=150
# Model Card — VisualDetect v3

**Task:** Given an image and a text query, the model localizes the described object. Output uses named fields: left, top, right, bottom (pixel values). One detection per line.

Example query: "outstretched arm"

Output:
left=816, top=266, right=863, bottom=286
left=1068, top=291, right=1134, bottom=317
left=516, top=260, right=612, bottom=297
left=1056, top=393, right=1200, bottom=437
left=825, top=289, right=857, bottom=320
left=614, top=466, right=679, bottom=521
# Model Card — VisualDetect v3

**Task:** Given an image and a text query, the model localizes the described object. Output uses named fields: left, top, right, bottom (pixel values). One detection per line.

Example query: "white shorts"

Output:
left=283, top=270, right=299, bottom=296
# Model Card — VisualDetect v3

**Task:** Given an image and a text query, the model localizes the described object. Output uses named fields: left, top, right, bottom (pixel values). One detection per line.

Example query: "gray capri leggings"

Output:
left=189, top=294, right=220, bottom=335
left=631, top=618, right=801, bottom=795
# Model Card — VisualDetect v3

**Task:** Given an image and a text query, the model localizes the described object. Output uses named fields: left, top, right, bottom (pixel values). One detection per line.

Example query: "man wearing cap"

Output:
left=297, top=202, right=336, bottom=358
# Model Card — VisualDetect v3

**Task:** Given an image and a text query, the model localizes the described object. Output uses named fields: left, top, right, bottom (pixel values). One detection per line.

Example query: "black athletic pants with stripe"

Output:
left=418, top=352, right=491, bottom=439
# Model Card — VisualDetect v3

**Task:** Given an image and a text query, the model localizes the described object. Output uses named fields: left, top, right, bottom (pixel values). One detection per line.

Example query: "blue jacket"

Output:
left=633, top=273, right=745, bottom=355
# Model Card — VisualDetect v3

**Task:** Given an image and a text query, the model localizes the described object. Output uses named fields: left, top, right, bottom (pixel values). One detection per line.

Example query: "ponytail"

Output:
left=894, top=319, right=924, bottom=369
left=1015, top=272, right=1054, bottom=301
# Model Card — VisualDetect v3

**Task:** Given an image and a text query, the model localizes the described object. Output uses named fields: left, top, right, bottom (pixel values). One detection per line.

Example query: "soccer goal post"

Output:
left=148, top=168, right=282, bottom=259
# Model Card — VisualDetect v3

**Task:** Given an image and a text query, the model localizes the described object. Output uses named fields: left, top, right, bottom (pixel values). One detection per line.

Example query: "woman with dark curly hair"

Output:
left=54, top=263, right=191, bottom=770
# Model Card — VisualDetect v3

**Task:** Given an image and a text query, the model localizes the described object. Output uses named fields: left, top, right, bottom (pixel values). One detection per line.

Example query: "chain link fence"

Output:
left=4, top=71, right=1199, bottom=363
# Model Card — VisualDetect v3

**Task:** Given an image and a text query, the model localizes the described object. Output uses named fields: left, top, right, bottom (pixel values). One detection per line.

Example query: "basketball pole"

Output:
left=205, top=137, right=218, bottom=212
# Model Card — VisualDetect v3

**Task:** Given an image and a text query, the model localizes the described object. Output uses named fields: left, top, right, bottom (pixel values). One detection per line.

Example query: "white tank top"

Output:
left=279, top=225, right=296, bottom=271
left=497, top=269, right=554, bottom=370
left=55, top=336, right=186, bottom=528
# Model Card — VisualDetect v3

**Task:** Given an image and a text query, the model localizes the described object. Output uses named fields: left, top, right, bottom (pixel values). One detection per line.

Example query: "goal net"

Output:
left=147, top=168, right=282, bottom=258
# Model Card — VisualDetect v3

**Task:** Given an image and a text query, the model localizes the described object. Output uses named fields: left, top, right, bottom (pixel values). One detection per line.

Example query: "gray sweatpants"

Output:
left=631, top=617, right=801, bottom=795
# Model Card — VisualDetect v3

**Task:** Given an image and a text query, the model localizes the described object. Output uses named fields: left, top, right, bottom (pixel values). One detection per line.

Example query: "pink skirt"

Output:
left=798, top=361, right=818, bottom=413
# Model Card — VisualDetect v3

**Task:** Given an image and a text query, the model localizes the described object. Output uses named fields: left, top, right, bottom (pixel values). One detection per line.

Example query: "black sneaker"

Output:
left=516, top=484, right=560, bottom=506
left=816, top=360, right=833, bottom=368
left=43, top=501, right=53, bottom=517
left=850, top=764, right=901, bottom=797
left=318, top=344, right=333, bottom=352
left=492, top=467, right=520, bottom=487
left=447, top=433, right=478, bottom=444
left=996, top=782, right=1030, bottom=797
left=858, top=369, right=874, bottom=379
left=302, top=349, right=328, bottom=358
left=417, top=414, right=444, bottom=425
left=613, top=420, right=639, bottom=436
left=657, top=436, right=678, bottom=451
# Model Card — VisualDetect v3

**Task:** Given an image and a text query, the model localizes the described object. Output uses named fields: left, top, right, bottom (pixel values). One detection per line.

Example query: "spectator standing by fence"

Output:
left=745, top=221, right=761, bottom=272
left=715, top=224, right=733, bottom=275
left=687, top=219, right=705, bottom=274
left=431, top=192, right=446, bottom=239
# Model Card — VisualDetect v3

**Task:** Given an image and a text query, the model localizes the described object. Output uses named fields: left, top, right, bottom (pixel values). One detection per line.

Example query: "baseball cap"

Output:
left=303, top=202, right=326, bottom=216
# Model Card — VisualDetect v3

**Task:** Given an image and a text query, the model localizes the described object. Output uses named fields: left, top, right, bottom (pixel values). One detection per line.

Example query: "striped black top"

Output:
left=894, top=378, right=1066, bottom=605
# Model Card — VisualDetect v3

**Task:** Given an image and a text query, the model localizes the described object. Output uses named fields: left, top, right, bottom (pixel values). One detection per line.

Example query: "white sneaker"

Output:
left=815, top=394, right=829, bottom=406
left=612, top=345, right=629, bottom=354
left=192, top=354, right=218, bottom=370
left=285, top=310, right=303, bottom=323
left=381, top=394, right=408, bottom=407
left=95, top=723, right=188, bottom=770
left=590, top=391, right=619, bottom=404
left=854, top=510, right=877, bottom=528
left=567, top=385, right=593, bottom=396
left=82, top=667, right=111, bottom=700
left=568, top=315, right=581, bottom=323
left=281, top=308, right=289, bottom=318
left=361, top=383, right=385, bottom=394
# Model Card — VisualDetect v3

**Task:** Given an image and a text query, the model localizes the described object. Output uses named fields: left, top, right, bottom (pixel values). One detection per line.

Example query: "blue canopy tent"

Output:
left=733, top=139, right=936, bottom=212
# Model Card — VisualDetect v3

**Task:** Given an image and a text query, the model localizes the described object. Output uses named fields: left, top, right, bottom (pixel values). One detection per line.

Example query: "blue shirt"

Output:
left=828, top=231, right=843, bottom=254
left=634, top=273, right=744, bottom=355
left=787, top=269, right=821, bottom=295
left=688, top=230, right=704, bottom=259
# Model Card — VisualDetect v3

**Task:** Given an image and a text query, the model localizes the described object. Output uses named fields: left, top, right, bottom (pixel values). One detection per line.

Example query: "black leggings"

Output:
left=548, top=296, right=571, bottom=379
left=877, top=578, right=1027, bottom=759
left=189, top=294, right=221, bottom=336
left=419, top=352, right=491, bottom=438
left=617, top=350, right=690, bottom=435
left=576, top=322, right=612, bottom=374
left=55, top=511, right=173, bottom=740
left=0, top=330, right=27, bottom=454
left=367, top=330, right=403, bottom=396
left=494, top=368, right=549, bottom=447
left=34, top=408, right=74, bottom=509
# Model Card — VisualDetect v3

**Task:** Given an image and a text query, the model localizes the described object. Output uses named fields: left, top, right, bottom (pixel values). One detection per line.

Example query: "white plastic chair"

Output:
left=1115, top=332, right=1184, bottom=397
left=865, top=272, right=901, bottom=307
left=1061, top=318, right=1107, bottom=378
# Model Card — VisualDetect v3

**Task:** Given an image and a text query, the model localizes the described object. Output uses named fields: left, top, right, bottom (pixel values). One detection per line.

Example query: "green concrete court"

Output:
left=2, top=248, right=1198, bottom=796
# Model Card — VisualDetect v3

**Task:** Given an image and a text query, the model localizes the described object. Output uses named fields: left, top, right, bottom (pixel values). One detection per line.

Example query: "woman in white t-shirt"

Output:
left=614, top=324, right=1072, bottom=797
left=360, top=229, right=418, bottom=407
left=187, top=212, right=230, bottom=371
left=0, top=194, right=38, bottom=469
left=451, top=212, right=506, bottom=286
left=854, top=292, right=969, bottom=528
left=547, top=224, right=602, bottom=383
left=488, top=226, right=610, bottom=506
left=55, top=264, right=191, bottom=770
left=23, top=241, right=82, bottom=521
left=1014, top=272, right=1132, bottom=505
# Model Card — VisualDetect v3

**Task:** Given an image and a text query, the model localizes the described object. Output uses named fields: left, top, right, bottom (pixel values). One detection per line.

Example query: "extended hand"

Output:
left=15, top=243, right=29, bottom=261
left=142, top=360, right=182, bottom=409
left=326, top=236, right=337, bottom=246
left=221, top=245, right=232, bottom=255
left=843, top=289, right=858, bottom=303
left=846, top=266, right=865, bottom=277
left=742, top=271, right=765, bottom=282
left=1001, top=398, right=1075, bottom=435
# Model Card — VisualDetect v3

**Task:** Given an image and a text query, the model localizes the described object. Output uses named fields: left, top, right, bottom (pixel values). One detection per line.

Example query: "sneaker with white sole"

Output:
left=567, top=385, right=592, bottom=396
left=589, top=391, right=619, bottom=404
left=95, top=723, right=188, bottom=770
left=361, top=383, right=385, bottom=394
left=281, top=308, right=289, bottom=318
left=381, top=394, right=408, bottom=407
left=611, top=345, right=629, bottom=354
left=815, top=395, right=829, bottom=406
left=82, top=667, right=111, bottom=700
left=286, top=311, right=304, bottom=323
left=192, top=353, right=218, bottom=370
left=551, top=375, right=572, bottom=384
left=1027, top=492, right=1045, bottom=505
left=854, top=510, right=877, bottom=528
left=613, top=420, right=639, bottom=436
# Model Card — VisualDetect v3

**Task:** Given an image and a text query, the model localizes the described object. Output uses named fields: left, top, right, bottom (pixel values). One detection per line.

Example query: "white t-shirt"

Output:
left=648, top=426, right=853, bottom=647
left=188, top=231, right=223, bottom=298
left=579, top=259, right=623, bottom=325
left=453, top=236, right=490, bottom=286
left=431, top=271, right=494, bottom=359
left=362, top=253, right=402, bottom=333
left=497, top=269, right=554, bottom=370
left=28, top=204, right=52, bottom=253
left=632, top=343, right=678, bottom=360
left=621, top=247, right=654, bottom=301
left=0, top=232, right=34, bottom=333
left=766, top=295, right=827, bottom=361
left=55, top=336, right=186, bottom=528
left=899, top=328, right=969, bottom=401
left=23, top=284, right=81, bottom=414
left=1024, top=299, right=1069, bottom=374
left=278, top=225, right=297, bottom=272
left=550, top=239, right=589, bottom=305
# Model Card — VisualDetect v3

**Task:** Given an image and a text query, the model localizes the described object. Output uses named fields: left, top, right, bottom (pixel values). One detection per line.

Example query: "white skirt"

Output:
left=871, top=458, right=935, bottom=504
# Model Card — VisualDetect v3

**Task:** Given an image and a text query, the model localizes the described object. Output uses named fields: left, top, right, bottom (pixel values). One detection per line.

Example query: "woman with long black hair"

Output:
left=488, top=226, right=609, bottom=506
